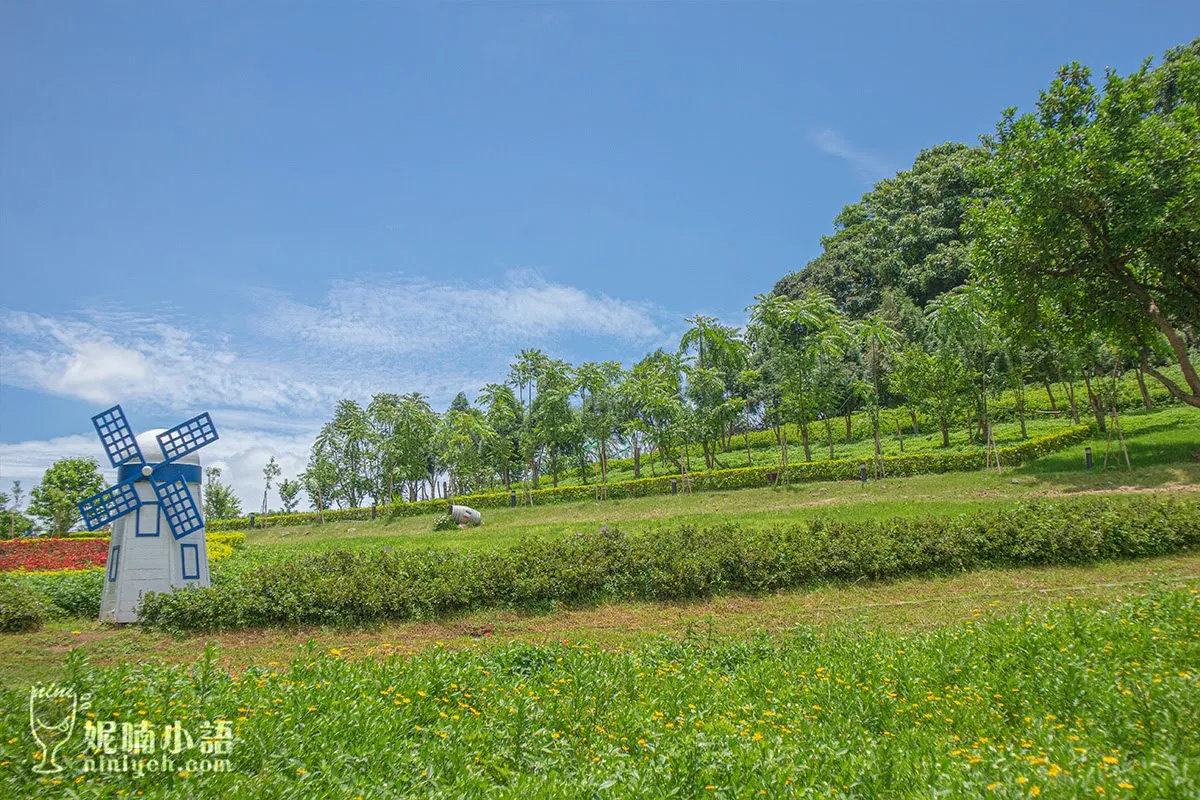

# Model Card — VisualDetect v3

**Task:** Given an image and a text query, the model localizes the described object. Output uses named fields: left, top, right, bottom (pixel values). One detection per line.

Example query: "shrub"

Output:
left=138, top=494, right=1198, bottom=633
left=208, top=531, right=246, bottom=550
left=11, top=569, right=105, bottom=618
left=0, top=575, right=54, bottom=632
left=432, top=514, right=458, bottom=532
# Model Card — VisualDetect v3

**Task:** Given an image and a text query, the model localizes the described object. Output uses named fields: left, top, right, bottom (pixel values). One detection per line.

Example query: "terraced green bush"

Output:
left=0, top=575, right=55, bottom=632
left=141, top=493, right=1198, bottom=633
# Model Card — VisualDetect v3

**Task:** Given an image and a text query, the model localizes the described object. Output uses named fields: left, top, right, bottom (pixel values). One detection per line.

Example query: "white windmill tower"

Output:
left=76, top=405, right=219, bottom=623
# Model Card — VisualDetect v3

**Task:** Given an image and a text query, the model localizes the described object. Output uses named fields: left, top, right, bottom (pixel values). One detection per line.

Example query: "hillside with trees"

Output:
left=263, top=39, right=1194, bottom=515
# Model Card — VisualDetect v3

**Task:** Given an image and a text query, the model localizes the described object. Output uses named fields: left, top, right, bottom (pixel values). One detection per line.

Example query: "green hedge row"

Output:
left=140, top=493, right=1198, bottom=632
left=209, top=425, right=1092, bottom=531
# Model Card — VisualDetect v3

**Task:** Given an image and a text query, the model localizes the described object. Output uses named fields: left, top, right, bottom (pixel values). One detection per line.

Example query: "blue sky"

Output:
left=2, top=1, right=1195, bottom=507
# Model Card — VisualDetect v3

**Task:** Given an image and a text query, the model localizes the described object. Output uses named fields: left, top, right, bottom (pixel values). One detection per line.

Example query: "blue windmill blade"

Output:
left=77, top=479, right=143, bottom=532
left=91, top=405, right=144, bottom=468
left=151, top=478, right=205, bottom=539
left=156, top=412, right=219, bottom=463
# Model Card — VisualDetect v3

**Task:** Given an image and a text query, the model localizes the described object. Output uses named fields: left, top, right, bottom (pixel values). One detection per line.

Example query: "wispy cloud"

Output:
left=0, top=310, right=336, bottom=413
left=1, top=273, right=667, bottom=418
left=253, top=270, right=667, bottom=359
left=809, top=127, right=895, bottom=183
left=1, top=272, right=677, bottom=505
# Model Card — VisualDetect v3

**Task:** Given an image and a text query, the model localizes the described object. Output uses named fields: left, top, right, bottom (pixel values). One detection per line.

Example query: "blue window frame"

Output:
left=135, top=503, right=161, bottom=537
left=180, top=543, right=200, bottom=580
left=107, top=546, right=120, bottom=582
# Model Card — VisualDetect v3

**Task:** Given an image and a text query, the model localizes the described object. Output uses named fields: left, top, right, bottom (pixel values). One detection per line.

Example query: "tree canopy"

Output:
left=968, top=38, right=1200, bottom=407
left=775, top=142, right=989, bottom=317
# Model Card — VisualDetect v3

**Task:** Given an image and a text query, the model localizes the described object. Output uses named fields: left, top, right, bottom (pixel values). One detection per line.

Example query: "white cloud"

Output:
left=1, top=272, right=682, bottom=516
left=0, top=311, right=337, bottom=413
left=809, top=127, right=895, bottom=183
left=254, top=271, right=667, bottom=359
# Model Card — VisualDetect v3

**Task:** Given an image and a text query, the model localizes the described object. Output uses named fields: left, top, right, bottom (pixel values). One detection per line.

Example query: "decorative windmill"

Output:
left=76, top=405, right=219, bottom=623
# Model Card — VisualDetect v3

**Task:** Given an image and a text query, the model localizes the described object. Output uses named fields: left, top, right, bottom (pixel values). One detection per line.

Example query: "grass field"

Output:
left=1, top=404, right=1196, bottom=797
left=239, top=405, right=1199, bottom=556
left=3, top=588, right=1198, bottom=798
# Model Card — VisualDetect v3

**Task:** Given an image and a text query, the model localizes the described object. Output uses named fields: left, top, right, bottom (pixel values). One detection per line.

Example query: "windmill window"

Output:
left=107, top=546, right=120, bottom=582
left=180, top=543, right=200, bottom=580
left=135, top=503, right=161, bottom=537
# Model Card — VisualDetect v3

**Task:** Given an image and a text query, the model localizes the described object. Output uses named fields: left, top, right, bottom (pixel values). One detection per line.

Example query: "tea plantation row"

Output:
left=139, top=494, right=1197, bottom=632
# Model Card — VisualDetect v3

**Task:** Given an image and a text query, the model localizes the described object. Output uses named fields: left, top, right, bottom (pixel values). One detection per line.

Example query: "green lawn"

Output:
left=4, top=587, right=1198, bottom=798
left=240, top=405, right=1199, bottom=557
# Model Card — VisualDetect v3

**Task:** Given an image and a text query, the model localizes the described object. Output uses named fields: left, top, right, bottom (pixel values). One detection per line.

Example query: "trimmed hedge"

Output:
left=140, top=493, right=1198, bottom=633
left=209, top=425, right=1093, bottom=531
left=5, top=532, right=245, bottom=620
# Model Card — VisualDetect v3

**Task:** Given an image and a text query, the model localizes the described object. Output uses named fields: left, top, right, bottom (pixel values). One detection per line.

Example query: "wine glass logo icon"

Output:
left=28, top=683, right=82, bottom=774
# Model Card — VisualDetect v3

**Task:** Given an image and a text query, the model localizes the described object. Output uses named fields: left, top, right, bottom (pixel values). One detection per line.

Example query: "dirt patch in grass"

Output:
left=4, top=550, right=1198, bottom=687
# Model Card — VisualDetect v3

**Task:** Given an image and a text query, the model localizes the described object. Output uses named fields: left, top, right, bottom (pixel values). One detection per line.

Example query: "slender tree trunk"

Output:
left=845, top=413, right=852, bottom=443
left=1083, top=373, right=1108, bottom=433
left=909, top=409, right=920, bottom=435
left=1017, top=383, right=1027, bottom=439
left=600, top=441, right=608, bottom=499
left=1136, top=368, right=1153, bottom=410
left=1042, top=379, right=1057, bottom=411
left=939, top=416, right=950, bottom=448
left=744, top=398, right=753, bottom=467
left=633, top=438, right=641, bottom=479
left=896, top=418, right=904, bottom=453
left=800, top=421, right=811, bottom=462
left=823, top=417, right=834, bottom=459
left=779, top=424, right=788, bottom=483
left=1064, top=381, right=1080, bottom=425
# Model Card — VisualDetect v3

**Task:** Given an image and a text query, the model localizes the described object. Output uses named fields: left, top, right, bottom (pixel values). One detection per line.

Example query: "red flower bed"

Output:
left=0, top=537, right=110, bottom=573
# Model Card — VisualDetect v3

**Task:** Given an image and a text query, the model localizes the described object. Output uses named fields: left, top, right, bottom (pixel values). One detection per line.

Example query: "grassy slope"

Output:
left=0, top=405, right=1194, bottom=687
left=542, top=368, right=1190, bottom=487
left=3, top=588, right=1199, bottom=798
left=242, top=406, right=1199, bottom=556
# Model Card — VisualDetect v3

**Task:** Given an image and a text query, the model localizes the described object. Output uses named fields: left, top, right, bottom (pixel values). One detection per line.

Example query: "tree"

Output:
left=478, top=383, right=523, bottom=490
left=277, top=478, right=301, bottom=513
left=748, top=290, right=851, bottom=467
left=853, top=313, right=900, bottom=459
left=968, top=40, right=1200, bottom=408
left=1, top=485, right=33, bottom=538
left=260, top=456, right=280, bottom=514
left=508, top=348, right=550, bottom=491
left=202, top=467, right=242, bottom=520
left=369, top=392, right=439, bottom=503
left=28, top=458, right=105, bottom=535
left=315, top=400, right=373, bottom=508
left=575, top=361, right=624, bottom=490
left=301, top=441, right=339, bottom=522
left=442, top=407, right=495, bottom=495
left=893, top=344, right=969, bottom=447
left=776, top=142, right=989, bottom=317
left=530, top=359, right=576, bottom=487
